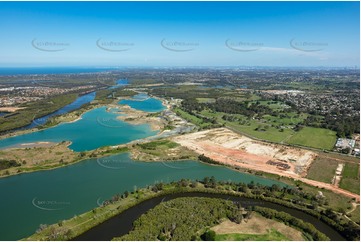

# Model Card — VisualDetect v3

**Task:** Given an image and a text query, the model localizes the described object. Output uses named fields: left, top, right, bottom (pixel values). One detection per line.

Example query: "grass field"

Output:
left=138, top=140, right=179, bottom=150
left=342, top=163, right=360, bottom=179
left=131, top=139, right=197, bottom=161
left=287, top=127, right=337, bottom=150
left=299, top=182, right=353, bottom=211
left=185, top=106, right=336, bottom=150
left=211, top=214, right=304, bottom=241
left=263, top=112, right=307, bottom=126
left=306, top=157, right=339, bottom=183
left=199, top=109, right=294, bottom=143
left=174, top=108, right=211, bottom=128
left=227, top=121, right=294, bottom=143
left=196, top=97, right=216, bottom=103
left=0, top=142, right=78, bottom=177
left=199, top=109, right=322, bottom=145
left=349, top=205, right=360, bottom=224
left=339, top=163, right=360, bottom=194
left=215, top=229, right=290, bottom=241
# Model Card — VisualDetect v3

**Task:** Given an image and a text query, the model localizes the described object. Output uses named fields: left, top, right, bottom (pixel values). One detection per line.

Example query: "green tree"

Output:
left=201, top=230, right=216, bottom=241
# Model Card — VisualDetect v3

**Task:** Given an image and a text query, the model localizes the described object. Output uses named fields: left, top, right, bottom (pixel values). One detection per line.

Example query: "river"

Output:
left=3, top=76, right=126, bottom=133
left=17, top=92, right=96, bottom=131
left=74, top=192, right=345, bottom=241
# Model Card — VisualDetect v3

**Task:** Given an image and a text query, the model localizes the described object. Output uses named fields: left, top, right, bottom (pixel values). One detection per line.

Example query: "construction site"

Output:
left=172, top=128, right=360, bottom=201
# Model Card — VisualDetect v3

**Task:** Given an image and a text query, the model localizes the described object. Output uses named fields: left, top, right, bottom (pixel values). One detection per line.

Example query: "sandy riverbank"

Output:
left=5, top=141, right=57, bottom=149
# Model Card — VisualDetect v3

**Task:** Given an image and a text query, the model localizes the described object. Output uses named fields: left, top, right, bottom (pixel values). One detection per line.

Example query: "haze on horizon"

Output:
left=0, top=1, right=359, bottom=67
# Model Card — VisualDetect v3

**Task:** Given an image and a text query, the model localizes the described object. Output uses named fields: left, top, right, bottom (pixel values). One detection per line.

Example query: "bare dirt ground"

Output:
left=332, top=163, right=344, bottom=187
left=7, top=141, right=57, bottom=149
left=172, top=128, right=315, bottom=177
left=0, top=106, right=25, bottom=112
left=211, top=215, right=304, bottom=241
left=172, top=128, right=360, bottom=201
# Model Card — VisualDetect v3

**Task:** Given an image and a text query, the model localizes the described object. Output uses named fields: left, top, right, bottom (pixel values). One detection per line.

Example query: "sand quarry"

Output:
left=173, top=128, right=360, bottom=200
left=172, top=128, right=316, bottom=178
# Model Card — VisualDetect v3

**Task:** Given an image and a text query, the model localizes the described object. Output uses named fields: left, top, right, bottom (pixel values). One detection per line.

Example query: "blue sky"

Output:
left=0, top=1, right=359, bottom=67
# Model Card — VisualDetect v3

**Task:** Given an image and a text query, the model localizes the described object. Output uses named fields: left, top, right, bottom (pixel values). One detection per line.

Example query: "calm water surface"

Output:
left=17, top=92, right=96, bottom=130
left=0, top=79, right=290, bottom=240
left=0, top=106, right=157, bottom=151
left=119, top=93, right=166, bottom=112
left=0, top=153, right=286, bottom=240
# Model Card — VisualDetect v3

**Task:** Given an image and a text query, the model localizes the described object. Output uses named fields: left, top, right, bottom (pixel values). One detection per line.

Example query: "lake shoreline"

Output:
left=0, top=93, right=168, bottom=141
left=0, top=104, right=98, bottom=141
left=24, top=185, right=345, bottom=241
left=0, top=94, right=171, bottom=179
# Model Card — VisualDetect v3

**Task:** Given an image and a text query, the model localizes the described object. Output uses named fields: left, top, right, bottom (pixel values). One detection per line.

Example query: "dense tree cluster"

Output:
left=181, top=98, right=275, bottom=119
left=0, top=93, right=78, bottom=133
left=198, top=154, right=219, bottom=165
left=0, top=159, right=21, bottom=170
left=119, top=197, right=249, bottom=241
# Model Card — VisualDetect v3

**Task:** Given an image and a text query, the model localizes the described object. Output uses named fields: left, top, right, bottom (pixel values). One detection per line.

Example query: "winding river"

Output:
left=3, top=77, right=127, bottom=134
left=73, top=192, right=345, bottom=241
left=5, top=92, right=96, bottom=133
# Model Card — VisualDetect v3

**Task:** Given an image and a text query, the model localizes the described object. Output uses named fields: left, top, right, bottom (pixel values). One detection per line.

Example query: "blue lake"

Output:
left=0, top=106, right=157, bottom=151
left=0, top=152, right=286, bottom=240
left=119, top=93, right=166, bottom=112
left=0, top=83, right=287, bottom=240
